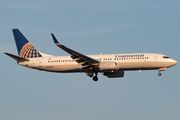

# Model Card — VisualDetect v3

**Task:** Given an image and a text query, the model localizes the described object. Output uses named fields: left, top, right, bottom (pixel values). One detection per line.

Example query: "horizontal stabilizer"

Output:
left=4, top=52, right=29, bottom=62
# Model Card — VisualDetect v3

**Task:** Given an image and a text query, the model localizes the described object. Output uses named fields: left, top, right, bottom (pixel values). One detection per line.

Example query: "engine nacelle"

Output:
left=104, top=71, right=124, bottom=78
left=99, top=62, right=117, bottom=71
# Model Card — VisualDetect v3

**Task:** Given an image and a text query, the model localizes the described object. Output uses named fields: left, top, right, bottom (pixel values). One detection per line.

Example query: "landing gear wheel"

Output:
left=158, top=72, right=161, bottom=76
left=93, top=76, right=98, bottom=81
left=88, top=72, right=93, bottom=77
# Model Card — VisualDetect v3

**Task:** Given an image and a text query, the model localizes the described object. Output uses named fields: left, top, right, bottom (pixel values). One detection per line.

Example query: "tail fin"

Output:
left=12, top=29, right=42, bottom=58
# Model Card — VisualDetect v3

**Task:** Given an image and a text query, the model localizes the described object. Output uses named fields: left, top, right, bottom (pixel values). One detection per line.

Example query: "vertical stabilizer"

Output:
left=12, top=29, right=42, bottom=58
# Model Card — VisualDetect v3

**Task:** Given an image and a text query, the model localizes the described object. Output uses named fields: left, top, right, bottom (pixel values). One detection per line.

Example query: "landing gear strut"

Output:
left=93, top=72, right=98, bottom=81
left=158, top=68, right=167, bottom=76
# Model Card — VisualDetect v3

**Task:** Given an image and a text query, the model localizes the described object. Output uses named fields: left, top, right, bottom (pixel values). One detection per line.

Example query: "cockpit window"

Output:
left=163, top=56, right=170, bottom=59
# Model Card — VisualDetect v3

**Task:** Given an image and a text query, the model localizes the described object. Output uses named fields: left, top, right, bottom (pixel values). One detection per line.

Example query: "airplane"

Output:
left=4, top=29, right=177, bottom=81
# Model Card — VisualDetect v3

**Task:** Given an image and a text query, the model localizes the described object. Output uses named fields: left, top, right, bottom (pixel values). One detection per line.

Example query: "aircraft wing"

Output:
left=51, top=34, right=99, bottom=68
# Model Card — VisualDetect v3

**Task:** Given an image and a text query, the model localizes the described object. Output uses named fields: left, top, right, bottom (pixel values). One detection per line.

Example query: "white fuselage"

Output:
left=18, top=53, right=177, bottom=73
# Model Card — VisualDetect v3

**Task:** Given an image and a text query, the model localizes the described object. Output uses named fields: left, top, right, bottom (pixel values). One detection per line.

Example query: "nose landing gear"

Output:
left=158, top=68, right=167, bottom=76
left=158, top=72, right=161, bottom=76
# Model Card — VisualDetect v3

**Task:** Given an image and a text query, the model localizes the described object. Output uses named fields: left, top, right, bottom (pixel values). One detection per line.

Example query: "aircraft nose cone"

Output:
left=174, top=60, right=177, bottom=65
left=171, top=59, right=177, bottom=66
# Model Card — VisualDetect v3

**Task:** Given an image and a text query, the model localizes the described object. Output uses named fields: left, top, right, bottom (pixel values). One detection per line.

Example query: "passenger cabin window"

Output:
left=163, top=56, right=170, bottom=59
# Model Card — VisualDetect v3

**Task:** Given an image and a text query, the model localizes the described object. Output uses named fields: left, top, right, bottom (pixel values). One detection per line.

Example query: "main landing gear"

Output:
left=87, top=72, right=98, bottom=81
left=93, top=72, right=98, bottom=81
left=88, top=72, right=93, bottom=77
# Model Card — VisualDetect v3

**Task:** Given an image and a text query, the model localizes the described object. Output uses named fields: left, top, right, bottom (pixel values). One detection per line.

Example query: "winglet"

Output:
left=51, top=33, right=61, bottom=46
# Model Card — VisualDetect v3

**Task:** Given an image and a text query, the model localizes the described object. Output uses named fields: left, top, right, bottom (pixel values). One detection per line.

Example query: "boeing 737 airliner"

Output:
left=4, top=29, right=177, bottom=81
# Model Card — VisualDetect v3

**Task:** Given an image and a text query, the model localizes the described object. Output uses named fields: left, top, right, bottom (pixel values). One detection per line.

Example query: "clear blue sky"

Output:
left=1, top=0, right=180, bottom=120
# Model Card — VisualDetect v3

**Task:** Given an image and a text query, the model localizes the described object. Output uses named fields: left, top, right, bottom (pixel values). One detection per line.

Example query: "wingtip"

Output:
left=4, top=52, right=11, bottom=55
left=51, top=33, right=61, bottom=45
left=12, top=28, right=20, bottom=32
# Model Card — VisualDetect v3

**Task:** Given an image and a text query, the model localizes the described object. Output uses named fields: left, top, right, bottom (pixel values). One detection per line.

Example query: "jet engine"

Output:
left=103, top=71, right=124, bottom=78
left=99, top=62, right=117, bottom=71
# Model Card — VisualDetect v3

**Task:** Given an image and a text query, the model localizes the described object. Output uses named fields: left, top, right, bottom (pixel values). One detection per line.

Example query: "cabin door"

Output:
left=154, top=55, right=158, bottom=62
left=38, top=59, right=43, bottom=67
